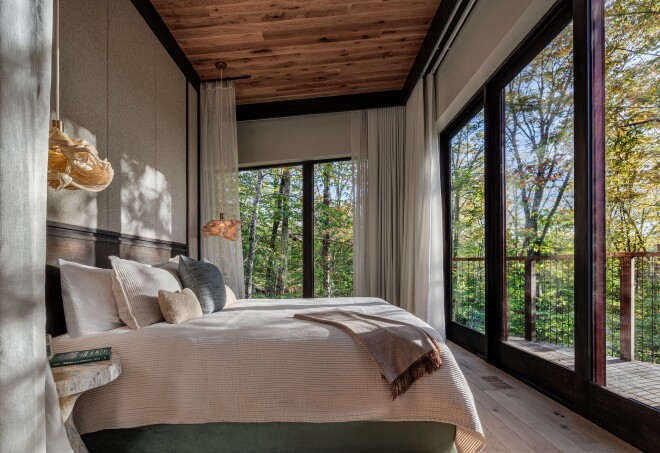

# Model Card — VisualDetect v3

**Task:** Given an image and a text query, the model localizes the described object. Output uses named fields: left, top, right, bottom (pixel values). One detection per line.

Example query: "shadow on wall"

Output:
left=46, top=116, right=99, bottom=228
left=120, top=153, right=172, bottom=241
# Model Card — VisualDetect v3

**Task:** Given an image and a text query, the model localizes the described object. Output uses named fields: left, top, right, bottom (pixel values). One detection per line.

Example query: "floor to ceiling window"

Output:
left=441, top=0, right=658, bottom=447
left=239, top=165, right=304, bottom=299
left=503, top=22, right=576, bottom=368
left=238, top=160, right=353, bottom=299
left=448, top=107, right=486, bottom=333
left=603, top=0, right=659, bottom=408
left=313, top=161, right=354, bottom=298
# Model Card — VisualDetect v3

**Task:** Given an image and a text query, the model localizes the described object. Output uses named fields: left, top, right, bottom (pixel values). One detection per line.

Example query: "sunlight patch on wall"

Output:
left=120, top=154, right=172, bottom=240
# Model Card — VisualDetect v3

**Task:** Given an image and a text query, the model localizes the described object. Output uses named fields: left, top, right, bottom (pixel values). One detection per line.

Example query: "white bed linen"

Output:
left=53, top=297, right=485, bottom=452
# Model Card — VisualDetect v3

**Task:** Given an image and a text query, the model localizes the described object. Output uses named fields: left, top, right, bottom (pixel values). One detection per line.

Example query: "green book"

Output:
left=49, top=347, right=112, bottom=367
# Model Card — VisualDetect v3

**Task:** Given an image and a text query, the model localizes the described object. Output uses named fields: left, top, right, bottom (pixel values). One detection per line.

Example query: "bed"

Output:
left=53, top=297, right=485, bottom=452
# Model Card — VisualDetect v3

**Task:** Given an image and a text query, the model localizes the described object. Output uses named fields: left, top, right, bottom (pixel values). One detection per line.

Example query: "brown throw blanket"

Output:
left=294, top=310, right=442, bottom=399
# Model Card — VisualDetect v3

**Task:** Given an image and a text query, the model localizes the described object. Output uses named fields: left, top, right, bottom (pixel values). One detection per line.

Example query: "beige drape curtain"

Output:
left=0, top=0, right=71, bottom=451
left=200, top=82, right=245, bottom=298
left=351, top=107, right=406, bottom=305
left=351, top=77, right=445, bottom=337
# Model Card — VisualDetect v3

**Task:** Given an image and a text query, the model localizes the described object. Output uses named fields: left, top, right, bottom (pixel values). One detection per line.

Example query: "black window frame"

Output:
left=440, top=91, right=487, bottom=358
left=238, top=157, right=352, bottom=299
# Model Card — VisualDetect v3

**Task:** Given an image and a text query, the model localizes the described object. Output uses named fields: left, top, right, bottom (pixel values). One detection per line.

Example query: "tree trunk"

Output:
left=275, top=169, right=291, bottom=296
left=322, top=164, right=332, bottom=297
left=245, top=170, right=264, bottom=299
left=266, top=170, right=286, bottom=297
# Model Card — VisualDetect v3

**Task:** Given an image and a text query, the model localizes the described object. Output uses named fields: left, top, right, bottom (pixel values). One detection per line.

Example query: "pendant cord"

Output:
left=55, top=0, right=60, bottom=122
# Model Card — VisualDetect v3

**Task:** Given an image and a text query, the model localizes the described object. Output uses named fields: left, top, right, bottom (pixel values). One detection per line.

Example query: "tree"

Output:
left=275, top=169, right=291, bottom=296
left=244, top=169, right=264, bottom=298
left=505, top=23, right=575, bottom=258
left=321, top=163, right=332, bottom=297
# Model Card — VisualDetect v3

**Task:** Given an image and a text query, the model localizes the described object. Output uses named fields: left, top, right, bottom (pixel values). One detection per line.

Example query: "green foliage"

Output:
left=239, top=167, right=304, bottom=299
left=238, top=162, right=354, bottom=300
left=314, top=161, right=354, bottom=297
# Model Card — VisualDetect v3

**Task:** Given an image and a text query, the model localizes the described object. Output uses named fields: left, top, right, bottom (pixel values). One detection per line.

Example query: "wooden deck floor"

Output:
left=505, top=337, right=660, bottom=410
left=448, top=341, right=639, bottom=452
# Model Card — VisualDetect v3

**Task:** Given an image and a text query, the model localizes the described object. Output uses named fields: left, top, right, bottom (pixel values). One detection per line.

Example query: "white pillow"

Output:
left=58, top=259, right=124, bottom=337
left=109, top=256, right=182, bottom=329
left=224, top=285, right=238, bottom=308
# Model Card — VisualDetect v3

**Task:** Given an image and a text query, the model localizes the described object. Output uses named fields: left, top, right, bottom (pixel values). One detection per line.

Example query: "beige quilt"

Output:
left=53, top=297, right=485, bottom=452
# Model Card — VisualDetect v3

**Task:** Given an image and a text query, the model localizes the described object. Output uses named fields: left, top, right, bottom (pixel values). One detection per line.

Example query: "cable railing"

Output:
left=451, top=251, right=659, bottom=364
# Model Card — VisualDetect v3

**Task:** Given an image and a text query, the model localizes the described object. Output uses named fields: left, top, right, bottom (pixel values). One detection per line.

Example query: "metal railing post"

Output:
left=524, top=258, right=537, bottom=341
left=619, top=256, right=635, bottom=361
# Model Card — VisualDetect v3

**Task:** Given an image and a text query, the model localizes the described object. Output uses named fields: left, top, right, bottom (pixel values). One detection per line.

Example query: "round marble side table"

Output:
left=51, top=353, right=121, bottom=453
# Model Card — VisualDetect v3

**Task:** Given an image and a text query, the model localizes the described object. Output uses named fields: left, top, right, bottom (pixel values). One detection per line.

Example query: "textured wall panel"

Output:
left=107, top=0, right=157, bottom=238
left=47, top=0, right=108, bottom=229
left=188, top=83, right=199, bottom=258
left=47, top=0, right=194, bottom=245
left=156, top=44, right=187, bottom=243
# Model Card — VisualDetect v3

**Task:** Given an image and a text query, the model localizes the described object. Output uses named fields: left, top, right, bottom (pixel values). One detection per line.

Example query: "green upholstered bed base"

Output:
left=81, top=421, right=457, bottom=453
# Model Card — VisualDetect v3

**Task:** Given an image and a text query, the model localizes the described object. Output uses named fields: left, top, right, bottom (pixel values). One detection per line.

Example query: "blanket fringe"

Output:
left=389, top=339, right=442, bottom=399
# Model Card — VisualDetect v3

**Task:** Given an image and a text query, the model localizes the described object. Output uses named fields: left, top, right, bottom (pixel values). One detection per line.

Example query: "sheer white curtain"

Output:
left=401, top=77, right=445, bottom=336
left=200, top=82, right=245, bottom=298
left=351, top=77, right=445, bottom=337
left=0, top=0, right=71, bottom=451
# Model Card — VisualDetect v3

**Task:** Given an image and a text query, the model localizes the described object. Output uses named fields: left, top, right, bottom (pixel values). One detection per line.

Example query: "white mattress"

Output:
left=54, top=297, right=485, bottom=452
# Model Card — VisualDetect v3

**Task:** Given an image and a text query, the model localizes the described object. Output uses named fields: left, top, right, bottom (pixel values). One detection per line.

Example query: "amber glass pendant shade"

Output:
left=203, top=213, right=242, bottom=240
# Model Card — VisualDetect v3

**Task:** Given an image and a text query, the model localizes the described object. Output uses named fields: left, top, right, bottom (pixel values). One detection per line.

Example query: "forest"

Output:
left=450, top=0, right=658, bottom=362
left=238, top=161, right=353, bottom=299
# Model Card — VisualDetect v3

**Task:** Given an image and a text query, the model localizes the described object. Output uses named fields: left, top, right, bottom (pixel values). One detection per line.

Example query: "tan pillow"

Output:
left=224, top=285, right=238, bottom=308
left=110, top=256, right=181, bottom=329
left=158, top=288, right=203, bottom=324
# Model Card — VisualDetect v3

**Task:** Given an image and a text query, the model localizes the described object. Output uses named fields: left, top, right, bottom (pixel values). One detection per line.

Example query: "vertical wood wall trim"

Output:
left=185, top=82, right=190, bottom=256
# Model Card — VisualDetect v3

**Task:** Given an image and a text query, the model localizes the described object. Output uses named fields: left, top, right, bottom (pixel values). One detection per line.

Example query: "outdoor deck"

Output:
left=508, top=338, right=660, bottom=410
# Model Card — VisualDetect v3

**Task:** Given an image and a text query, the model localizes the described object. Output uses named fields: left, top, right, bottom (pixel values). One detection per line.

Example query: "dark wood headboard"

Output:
left=46, top=222, right=188, bottom=336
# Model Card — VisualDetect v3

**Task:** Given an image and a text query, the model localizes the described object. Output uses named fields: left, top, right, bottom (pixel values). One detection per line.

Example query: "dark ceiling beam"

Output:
left=130, top=0, right=200, bottom=90
left=236, top=90, right=406, bottom=121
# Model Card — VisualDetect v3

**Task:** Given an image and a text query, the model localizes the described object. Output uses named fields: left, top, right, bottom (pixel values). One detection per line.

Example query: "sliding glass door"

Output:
left=602, top=0, right=659, bottom=409
left=443, top=0, right=659, bottom=448
left=502, top=22, right=576, bottom=369
left=442, top=99, right=487, bottom=354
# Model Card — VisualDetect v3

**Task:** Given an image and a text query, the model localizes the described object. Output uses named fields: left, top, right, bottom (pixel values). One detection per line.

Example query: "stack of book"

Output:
left=49, top=347, right=112, bottom=367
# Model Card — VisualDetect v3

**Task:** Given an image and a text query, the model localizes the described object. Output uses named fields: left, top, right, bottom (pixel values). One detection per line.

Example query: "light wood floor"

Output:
left=447, top=342, right=640, bottom=452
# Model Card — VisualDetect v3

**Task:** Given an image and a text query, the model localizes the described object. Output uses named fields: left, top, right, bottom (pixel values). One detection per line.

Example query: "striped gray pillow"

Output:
left=177, top=256, right=226, bottom=314
left=110, top=256, right=182, bottom=329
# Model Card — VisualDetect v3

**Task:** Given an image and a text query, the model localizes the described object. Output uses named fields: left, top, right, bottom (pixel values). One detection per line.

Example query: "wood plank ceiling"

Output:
left=150, top=0, right=441, bottom=104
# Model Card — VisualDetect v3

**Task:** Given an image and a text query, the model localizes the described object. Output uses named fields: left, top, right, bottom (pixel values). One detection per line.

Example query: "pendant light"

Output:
left=203, top=213, right=242, bottom=241
left=48, top=0, right=114, bottom=192
left=202, top=63, right=242, bottom=241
